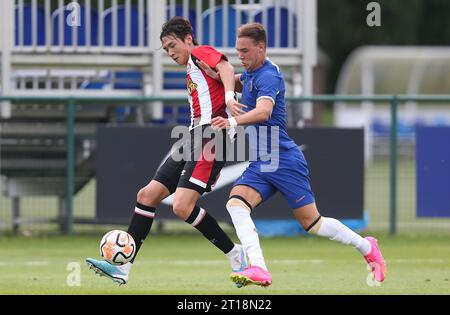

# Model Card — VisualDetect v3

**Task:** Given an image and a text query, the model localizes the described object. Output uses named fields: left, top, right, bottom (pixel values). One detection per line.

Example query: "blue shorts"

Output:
left=233, top=146, right=315, bottom=209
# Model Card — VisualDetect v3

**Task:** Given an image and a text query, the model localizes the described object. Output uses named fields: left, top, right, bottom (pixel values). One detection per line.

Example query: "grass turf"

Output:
left=0, top=233, right=449, bottom=295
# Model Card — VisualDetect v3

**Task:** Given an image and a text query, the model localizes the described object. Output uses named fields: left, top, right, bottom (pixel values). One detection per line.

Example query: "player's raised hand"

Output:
left=196, top=60, right=221, bottom=82
left=211, top=116, right=230, bottom=130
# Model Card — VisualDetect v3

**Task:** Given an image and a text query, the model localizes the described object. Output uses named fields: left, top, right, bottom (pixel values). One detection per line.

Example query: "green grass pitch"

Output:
left=1, top=233, right=449, bottom=295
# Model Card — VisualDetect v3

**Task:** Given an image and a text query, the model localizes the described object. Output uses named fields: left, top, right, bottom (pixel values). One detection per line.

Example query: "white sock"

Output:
left=225, top=244, right=240, bottom=259
left=225, top=244, right=243, bottom=270
left=227, top=204, right=268, bottom=270
left=119, top=262, right=133, bottom=274
left=316, top=217, right=371, bottom=256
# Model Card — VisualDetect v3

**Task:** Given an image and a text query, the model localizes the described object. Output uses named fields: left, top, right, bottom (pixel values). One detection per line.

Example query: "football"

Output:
left=100, top=230, right=136, bottom=265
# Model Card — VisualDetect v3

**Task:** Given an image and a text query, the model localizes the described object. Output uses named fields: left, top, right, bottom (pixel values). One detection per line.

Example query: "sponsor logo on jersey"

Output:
left=187, top=78, right=198, bottom=94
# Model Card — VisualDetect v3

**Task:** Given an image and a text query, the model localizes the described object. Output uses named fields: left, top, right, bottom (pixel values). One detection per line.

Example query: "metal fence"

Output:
left=1, top=0, right=316, bottom=123
left=1, top=94, right=450, bottom=235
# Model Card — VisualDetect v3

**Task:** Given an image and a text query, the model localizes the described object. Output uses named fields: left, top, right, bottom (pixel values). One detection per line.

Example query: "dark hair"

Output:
left=160, top=16, right=198, bottom=45
left=237, top=23, right=266, bottom=45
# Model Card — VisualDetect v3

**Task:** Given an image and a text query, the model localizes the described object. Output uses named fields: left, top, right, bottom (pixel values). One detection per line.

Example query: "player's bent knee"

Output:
left=137, top=187, right=149, bottom=205
left=305, top=216, right=323, bottom=234
left=136, top=187, right=147, bottom=203
left=226, top=196, right=252, bottom=213
left=137, top=187, right=158, bottom=207
left=172, top=201, right=190, bottom=220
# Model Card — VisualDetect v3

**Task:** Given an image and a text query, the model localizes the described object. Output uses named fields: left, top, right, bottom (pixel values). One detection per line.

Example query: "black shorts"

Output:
left=153, top=124, right=228, bottom=195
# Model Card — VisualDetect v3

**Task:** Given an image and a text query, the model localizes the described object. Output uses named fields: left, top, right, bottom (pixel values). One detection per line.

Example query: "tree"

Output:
left=317, top=0, right=450, bottom=93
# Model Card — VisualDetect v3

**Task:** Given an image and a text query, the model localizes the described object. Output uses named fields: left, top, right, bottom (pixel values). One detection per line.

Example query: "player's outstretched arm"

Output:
left=196, top=59, right=221, bottom=81
left=233, top=98, right=273, bottom=125
left=234, top=74, right=243, bottom=93
left=197, top=60, right=243, bottom=93
left=211, top=98, right=273, bottom=129
left=197, top=59, right=244, bottom=116
left=215, top=60, right=236, bottom=100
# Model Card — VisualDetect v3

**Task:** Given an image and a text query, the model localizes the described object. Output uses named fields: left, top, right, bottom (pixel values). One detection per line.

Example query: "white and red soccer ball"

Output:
left=100, top=230, right=136, bottom=265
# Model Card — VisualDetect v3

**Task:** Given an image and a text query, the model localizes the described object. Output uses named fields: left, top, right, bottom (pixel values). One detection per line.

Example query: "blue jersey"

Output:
left=240, top=59, right=297, bottom=160
left=234, top=59, right=315, bottom=209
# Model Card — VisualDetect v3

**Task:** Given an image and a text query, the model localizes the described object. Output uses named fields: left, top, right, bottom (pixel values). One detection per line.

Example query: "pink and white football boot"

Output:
left=364, top=236, right=387, bottom=282
left=230, top=266, right=272, bottom=287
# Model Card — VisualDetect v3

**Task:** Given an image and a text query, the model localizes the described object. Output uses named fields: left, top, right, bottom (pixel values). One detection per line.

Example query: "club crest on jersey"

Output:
left=188, top=78, right=198, bottom=94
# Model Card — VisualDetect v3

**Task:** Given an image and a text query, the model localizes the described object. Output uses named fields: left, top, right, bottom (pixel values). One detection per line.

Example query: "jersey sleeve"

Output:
left=255, top=74, right=281, bottom=105
left=191, top=46, right=228, bottom=68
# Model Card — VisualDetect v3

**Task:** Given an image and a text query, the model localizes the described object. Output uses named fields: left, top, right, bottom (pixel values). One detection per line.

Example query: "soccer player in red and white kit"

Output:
left=86, top=17, right=247, bottom=285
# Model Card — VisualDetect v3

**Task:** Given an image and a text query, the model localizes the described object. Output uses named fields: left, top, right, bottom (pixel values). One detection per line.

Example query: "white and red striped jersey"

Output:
left=186, top=46, right=229, bottom=129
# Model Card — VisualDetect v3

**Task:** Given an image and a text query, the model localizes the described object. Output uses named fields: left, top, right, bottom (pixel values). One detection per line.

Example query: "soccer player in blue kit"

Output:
left=207, top=23, right=387, bottom=287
